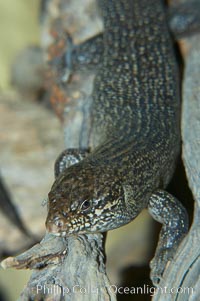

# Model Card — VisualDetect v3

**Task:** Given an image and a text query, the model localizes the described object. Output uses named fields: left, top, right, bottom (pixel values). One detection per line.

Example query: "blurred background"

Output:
left=0, top=0, right=63, bottom=300
left=0, top=0, right=40, bottom=90
left=0, top=0, right=39, bottom=300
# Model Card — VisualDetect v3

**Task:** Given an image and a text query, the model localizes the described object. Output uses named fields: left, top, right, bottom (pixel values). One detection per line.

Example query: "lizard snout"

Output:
left=46, top=215, right=68, bottom=235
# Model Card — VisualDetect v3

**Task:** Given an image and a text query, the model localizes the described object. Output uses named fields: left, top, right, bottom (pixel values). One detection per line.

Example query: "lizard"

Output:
left=45, top=0, right=192, bottom=285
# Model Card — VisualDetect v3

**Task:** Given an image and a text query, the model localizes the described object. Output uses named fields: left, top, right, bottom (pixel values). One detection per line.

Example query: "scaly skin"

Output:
left=46, top=0, right=188, bottom=285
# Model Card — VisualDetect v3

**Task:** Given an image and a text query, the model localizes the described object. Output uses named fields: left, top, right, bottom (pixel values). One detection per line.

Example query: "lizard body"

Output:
left=46, top=0, right=188, bottom=284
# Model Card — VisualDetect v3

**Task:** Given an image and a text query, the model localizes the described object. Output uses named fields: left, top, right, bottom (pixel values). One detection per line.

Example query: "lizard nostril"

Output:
left=55, top=218, right=64, bottom=228
left=46, top=216, right=66, bottom=233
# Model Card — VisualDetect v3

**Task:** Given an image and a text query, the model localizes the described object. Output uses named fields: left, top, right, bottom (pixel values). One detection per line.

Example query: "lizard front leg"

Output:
left=52, top=33, right=103, bottom=82
left=54, top=148, right=90, bottom=178
left=148, top=189, right=188, bottom=286
left=168, top=0, right=200, bottom=39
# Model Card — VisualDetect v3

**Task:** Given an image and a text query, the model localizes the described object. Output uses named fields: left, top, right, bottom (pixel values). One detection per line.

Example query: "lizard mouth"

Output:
left=53, top=231, right=67, bottom=237
left=46, top=217, right=85, bottom=236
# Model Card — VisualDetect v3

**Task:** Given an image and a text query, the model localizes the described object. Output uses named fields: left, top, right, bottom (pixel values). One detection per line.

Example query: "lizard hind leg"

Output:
left=54, top=148, right=90, bottom=178
left=148, top=189, right=188, bottom=286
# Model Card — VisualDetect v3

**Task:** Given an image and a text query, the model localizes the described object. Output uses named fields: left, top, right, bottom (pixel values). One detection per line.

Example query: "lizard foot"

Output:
left=150, top=247, right=175, bottom=286
left=148, top=189, right=188, bottom=286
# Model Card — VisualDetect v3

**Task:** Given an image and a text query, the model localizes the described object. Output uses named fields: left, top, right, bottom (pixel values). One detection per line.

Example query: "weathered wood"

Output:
left=2, top=233, right=116, bottom=301
left=153, top=34, right=200, bottom=301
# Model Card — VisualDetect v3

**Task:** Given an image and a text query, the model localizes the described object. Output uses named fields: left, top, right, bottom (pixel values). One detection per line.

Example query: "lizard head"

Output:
left=46, top=162, right=131, bottom=236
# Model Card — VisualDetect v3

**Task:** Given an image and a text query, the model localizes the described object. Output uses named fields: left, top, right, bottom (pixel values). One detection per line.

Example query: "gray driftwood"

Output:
left=2, top=233, right=116, bottom=301
left=152, top=34, right=200, bottom=301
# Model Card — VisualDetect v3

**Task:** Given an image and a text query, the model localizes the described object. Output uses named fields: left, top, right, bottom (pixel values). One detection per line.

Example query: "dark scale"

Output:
left=46, top=0, right=190, bottom=285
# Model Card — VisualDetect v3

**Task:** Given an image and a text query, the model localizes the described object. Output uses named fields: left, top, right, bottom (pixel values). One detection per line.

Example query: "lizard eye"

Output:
left=80, top=200, right=91, bottom=211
